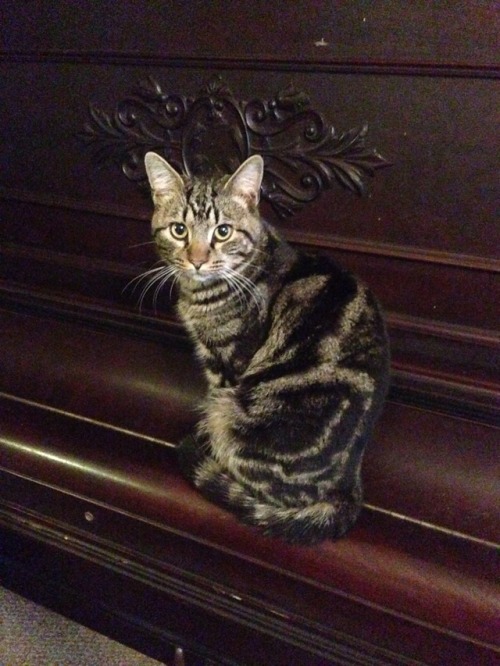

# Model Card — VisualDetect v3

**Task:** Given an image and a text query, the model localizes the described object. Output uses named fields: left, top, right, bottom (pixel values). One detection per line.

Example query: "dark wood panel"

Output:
left=4, top=525, right=486, bottom=666
left=2, top=2, right=499, bottom=68
left=1, top=197, right=499, bottom=333
left=1, top=64, right=498, bottom=260
left=1, top=309, right=498, bottom=543
left=0, top=308, right=198, bottom=444
left=1, top=241, right=498, bottom=425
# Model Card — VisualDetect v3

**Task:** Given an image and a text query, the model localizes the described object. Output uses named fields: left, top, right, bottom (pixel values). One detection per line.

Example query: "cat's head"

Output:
left=144, top=153, right=264, bottom=283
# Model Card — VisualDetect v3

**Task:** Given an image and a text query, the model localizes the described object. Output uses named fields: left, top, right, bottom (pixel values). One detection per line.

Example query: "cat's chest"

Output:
left=188, top=312, right=264, bottom=386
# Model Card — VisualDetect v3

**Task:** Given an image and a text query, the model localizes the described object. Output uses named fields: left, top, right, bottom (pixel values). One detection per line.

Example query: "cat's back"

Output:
left=247, top=251, right=389, bottom=384
left=272, top=252, right=360, bottom=325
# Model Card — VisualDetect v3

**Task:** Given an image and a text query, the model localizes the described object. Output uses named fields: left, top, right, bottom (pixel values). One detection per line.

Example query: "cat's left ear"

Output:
left=144, top=152, right=184, bottom=198
left=223, top=155, right=264, bottom=207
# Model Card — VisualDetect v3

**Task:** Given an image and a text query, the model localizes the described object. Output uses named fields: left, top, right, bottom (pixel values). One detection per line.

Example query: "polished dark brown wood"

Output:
left=0, top=2, right=498, bottom=664
left=1, top=393, right=498, bottom=664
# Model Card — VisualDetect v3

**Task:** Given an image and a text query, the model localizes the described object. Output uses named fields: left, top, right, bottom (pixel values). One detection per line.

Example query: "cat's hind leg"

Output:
left=197, top=458, right=362, bottom=544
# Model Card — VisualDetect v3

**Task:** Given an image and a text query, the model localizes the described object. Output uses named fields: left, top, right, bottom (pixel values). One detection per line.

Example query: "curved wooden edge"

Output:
left=0, top=394, right=498, bottom=655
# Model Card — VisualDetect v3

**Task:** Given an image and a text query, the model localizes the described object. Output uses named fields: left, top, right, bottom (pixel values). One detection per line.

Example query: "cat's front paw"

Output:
left=176, top=433, right=210, bottom=482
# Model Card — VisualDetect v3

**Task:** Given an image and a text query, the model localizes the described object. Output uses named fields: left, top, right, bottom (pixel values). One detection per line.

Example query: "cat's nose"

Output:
left=188, top=243, right=209, bottom=271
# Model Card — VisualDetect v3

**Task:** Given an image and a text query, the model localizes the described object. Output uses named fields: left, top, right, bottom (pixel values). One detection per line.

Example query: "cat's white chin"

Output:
left=184, top=270, right=218, bottom=284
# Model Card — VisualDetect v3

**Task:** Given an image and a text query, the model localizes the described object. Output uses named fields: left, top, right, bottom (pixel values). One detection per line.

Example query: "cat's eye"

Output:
left=213, top=224, right=233, bottom=242
left=169, top=223, right=188, bottom=240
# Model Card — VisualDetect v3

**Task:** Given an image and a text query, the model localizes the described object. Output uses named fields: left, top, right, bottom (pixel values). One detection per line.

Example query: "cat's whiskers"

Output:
left=152, top=269, right=175, bottom=311
left=222, top=266, right=265, bottom=315
left=126, top=264, right=179, bottom=312
left=127, top=240, right=157, bottom=249
left=168, top=270, right=182, bottom=302
left=122, top=265, right=167, bottom=295
left=221, top=271, right=248, bottom=311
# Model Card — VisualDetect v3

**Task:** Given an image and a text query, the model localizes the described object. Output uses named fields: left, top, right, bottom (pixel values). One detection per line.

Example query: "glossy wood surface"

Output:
left=1, top=394, right=498, bottom=664
left=0, top=2, right=498, bottom=664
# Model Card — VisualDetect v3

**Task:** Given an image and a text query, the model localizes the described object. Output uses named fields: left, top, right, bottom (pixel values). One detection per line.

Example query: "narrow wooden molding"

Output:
left=1, top=274, right=498, bottom=353
left=363, top=504, right=499, bottom=551
left=0, top=241, right=136, bottom=278
left=1, top=50, right=499, bottom=79
left=0, top=279, right=182, bottom=341
left=0, top=390, right=175, bottom=449
left=2, top=187, right=498, bottom=274
left=387, top=313, right=500, bottom=349
left=389, top=368, right=500, bottom=426
left=287, top=229, right=500, bottom=274
left=0, top=280, right=498, bottom=425
left=0, top=185, right=147, bottom=222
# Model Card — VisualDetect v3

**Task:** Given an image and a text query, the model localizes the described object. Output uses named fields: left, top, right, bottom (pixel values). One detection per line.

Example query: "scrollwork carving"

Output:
left=79, top=77, right=390, bottom=218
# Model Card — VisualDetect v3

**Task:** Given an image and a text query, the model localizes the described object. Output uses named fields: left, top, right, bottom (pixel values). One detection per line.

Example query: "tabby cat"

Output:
left=144, top=152, right=390, bottom=545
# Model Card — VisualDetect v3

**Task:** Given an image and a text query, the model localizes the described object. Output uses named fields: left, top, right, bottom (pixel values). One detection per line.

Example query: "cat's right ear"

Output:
left=144, top=152, right=184, bottom=198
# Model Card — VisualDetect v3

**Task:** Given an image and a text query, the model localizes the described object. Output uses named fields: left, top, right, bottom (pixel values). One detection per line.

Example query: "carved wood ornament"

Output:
left=80, top=77, right=390, bottom=218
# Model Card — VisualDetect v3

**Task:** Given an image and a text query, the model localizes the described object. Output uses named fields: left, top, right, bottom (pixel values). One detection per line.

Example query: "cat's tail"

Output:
left=191, top=457, right=361, bottom=545
left=177, top=437, right=362, bottom=544
left=241, top=495, right=362, bottom=545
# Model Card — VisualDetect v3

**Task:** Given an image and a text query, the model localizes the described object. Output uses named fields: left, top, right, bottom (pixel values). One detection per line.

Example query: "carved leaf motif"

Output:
left=79, top=77, right=390, bottom=218
left=306, top=124, right=386, bottom=195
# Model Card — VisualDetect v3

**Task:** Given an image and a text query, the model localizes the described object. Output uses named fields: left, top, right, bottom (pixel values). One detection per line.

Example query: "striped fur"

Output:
left=145, top=153, right=390, bottom=544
